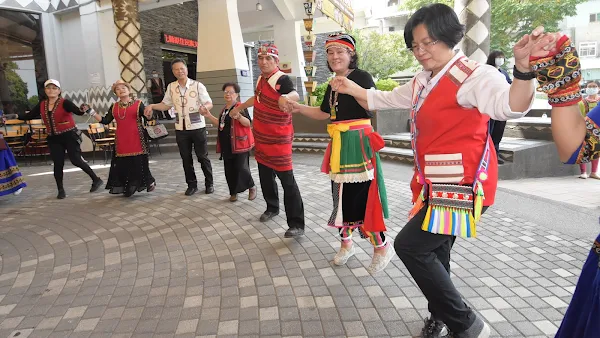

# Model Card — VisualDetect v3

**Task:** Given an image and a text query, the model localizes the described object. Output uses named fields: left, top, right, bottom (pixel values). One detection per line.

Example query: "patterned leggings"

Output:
left=339, top=226, right=387, bottom=248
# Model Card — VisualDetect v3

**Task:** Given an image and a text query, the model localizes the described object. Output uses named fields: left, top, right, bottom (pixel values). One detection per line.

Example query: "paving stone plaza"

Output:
left=0, top=154, right=595, bottom=338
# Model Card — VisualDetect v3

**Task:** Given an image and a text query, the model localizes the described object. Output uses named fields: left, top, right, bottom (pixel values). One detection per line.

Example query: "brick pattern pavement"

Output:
left=499, top=176, right=600, bottom=209
left=0, top=157, right=593, bottom=337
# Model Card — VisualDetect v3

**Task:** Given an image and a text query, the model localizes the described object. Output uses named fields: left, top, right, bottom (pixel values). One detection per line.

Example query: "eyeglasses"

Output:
left=224, top=91, right=236, bottom=95
left=408, top=40, right=439, bottom=53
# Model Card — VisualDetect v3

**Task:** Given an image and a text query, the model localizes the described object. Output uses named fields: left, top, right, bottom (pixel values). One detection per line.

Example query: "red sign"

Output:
left=162, top=33, right=198, bottom=48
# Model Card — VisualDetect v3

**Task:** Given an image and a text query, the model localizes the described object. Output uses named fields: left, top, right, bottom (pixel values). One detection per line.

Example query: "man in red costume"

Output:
left=230, top=43, right=305, bottom=238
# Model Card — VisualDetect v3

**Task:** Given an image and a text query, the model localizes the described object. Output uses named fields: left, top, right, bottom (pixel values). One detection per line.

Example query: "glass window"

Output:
left=579, top=42, right=597, bottom=57
left=590, top=13, right=598, bottom=22
left=0, top=10, right=47, bottom=117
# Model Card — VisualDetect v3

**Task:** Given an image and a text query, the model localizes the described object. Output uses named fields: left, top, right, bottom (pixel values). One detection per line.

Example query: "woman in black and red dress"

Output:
left=91, top=80, right=155, bottom=197
left=20, top=79, right=103, bottom=199
left=202, top=82, right=256, bottom=202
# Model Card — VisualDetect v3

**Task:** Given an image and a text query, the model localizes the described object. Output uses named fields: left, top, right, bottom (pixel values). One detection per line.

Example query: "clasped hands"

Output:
left=278, top=96, right=300, bottom=114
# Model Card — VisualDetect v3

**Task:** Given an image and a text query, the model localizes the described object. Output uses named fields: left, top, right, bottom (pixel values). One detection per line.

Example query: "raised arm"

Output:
left=18, top=103, right=41, bottom=120
left=63, top=99, right=85, bottom=116
left=528, top=32, right=594, bottom=163
left=551, top=105, right=590, bottom=162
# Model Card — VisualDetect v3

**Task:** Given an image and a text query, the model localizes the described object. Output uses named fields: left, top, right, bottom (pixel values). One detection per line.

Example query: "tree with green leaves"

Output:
left=351, top=29, right=418, bottom=80
left=0, top=61, right=29, bottom=114
left=399, top=0, right=586, bottom=58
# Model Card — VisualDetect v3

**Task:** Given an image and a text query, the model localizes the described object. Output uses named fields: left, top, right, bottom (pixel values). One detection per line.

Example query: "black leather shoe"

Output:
left=185, top=187, right=198, bottom=196
left=57, top=189, right=66, bottom=199
left=205, top=186, right=214, bottom=194
left=90, top=179, right=103, bottom=193
left=497, top=156, right=505, bottom=165
left=284, top=228, right=305, bottom=238
left=259, top=211, right=279, bottom=222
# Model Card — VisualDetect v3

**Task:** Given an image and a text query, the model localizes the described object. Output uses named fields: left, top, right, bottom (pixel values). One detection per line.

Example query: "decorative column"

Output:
left=454, top=0, right=491, bottom=64
left=303, top=1, right=317, bottom=105
left=112, top=0, right=147, bottom=99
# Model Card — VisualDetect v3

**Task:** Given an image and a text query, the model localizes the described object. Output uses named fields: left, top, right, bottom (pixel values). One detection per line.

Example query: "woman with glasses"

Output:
left=328, top=4, right=561, bottom=338
left=19, top=79, right=103, bottom=199
left=201, top=82, right=256, bottom=202
left=286, top=33, right=393, bottom=275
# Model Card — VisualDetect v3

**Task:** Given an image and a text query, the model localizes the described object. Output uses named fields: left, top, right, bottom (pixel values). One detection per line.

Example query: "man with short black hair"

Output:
left=231, top=44, right=306, bottom=238
left=145, top=59, right=214, bottom=196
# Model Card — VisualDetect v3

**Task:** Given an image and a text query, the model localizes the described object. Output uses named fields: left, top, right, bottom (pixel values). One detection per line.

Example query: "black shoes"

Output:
left=57, top=189, right=66, bottom=199
left=185, top=186, right=213, bottom=196
left=259, top=211, right=279, bottom=222
left=90, top=179, right=103, bottom=193
left=185, top=187, right=198, bottom=196
left=284, top=228, right=305, bottom=238
left=421, top=317, right=448, bottom=338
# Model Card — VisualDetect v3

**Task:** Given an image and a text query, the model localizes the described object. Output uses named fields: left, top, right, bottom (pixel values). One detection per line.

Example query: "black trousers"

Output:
left=490, top=119, right=506, bottom=155
left=258, top=163, right=305, bottom=229
left=48, top=132, right=99, bottom=190
left=223, top=152, right=255, bottom=195
left=394, top=202, right=488, bottom=333
left=175, top=129, right=213, bottom=188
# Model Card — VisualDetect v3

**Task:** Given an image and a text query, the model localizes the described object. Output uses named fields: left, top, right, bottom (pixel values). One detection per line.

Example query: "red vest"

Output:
left=113, top=100, right=145, bottom=157
left=41, top=99, right=76, bottom=136
left=410, top=58, right=498, bottom=206
left=253, top=71, right=294, bottom=171
left=216, top=102, right=255, bottom=154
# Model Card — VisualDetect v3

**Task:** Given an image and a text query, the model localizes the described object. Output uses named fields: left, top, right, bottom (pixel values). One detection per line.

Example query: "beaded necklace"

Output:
left=328, top=69, right=354, bottom=120
left=115, top=100, right=134, bottom=120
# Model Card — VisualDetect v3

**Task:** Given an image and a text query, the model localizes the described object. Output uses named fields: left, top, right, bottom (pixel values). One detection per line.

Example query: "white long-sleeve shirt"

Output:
left=366, top=52, right=535, bottom=121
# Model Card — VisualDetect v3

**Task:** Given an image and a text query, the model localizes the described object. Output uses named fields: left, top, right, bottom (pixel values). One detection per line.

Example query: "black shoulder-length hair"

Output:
left=486, top=51, right=505, bottom=66
left=327, top=52, right=359, bottom=73
left=404, top=3, right=465, bottom=50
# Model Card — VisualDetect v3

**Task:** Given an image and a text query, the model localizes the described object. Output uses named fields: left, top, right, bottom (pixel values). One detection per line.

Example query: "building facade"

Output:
left=560, top=0, right=600, bottom=83
left=0, top=0, right=359, bottom=117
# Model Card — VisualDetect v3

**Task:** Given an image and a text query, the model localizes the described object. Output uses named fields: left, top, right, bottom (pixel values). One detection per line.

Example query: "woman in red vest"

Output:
left=329, top=4, right=561, bottom=338
left=20, top=79, right=103, bottom=199
left=201, top=82, right=257, bottom=202
left=90, top=80, right=155, bottom=197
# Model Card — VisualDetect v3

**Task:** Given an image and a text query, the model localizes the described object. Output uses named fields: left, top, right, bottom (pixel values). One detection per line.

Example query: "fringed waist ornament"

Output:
left=408, top=83, right=490, bottom=239
left=321, top=119, right=379, bottom=183
left=321, top=118, right=389, bottom=232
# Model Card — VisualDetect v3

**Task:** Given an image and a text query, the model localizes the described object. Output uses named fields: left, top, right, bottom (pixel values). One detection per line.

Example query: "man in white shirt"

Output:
left=145, top=58, right=214, bottom=196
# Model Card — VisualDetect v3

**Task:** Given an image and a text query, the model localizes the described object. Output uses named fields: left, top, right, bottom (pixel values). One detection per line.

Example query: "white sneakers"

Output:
left=579, top=172, right=588, bottom=179
left=333, top=244, right=395, bottom=275
left=367, top=246, right=395, bottom=275
left=333, top=245, right=355, bottom=266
